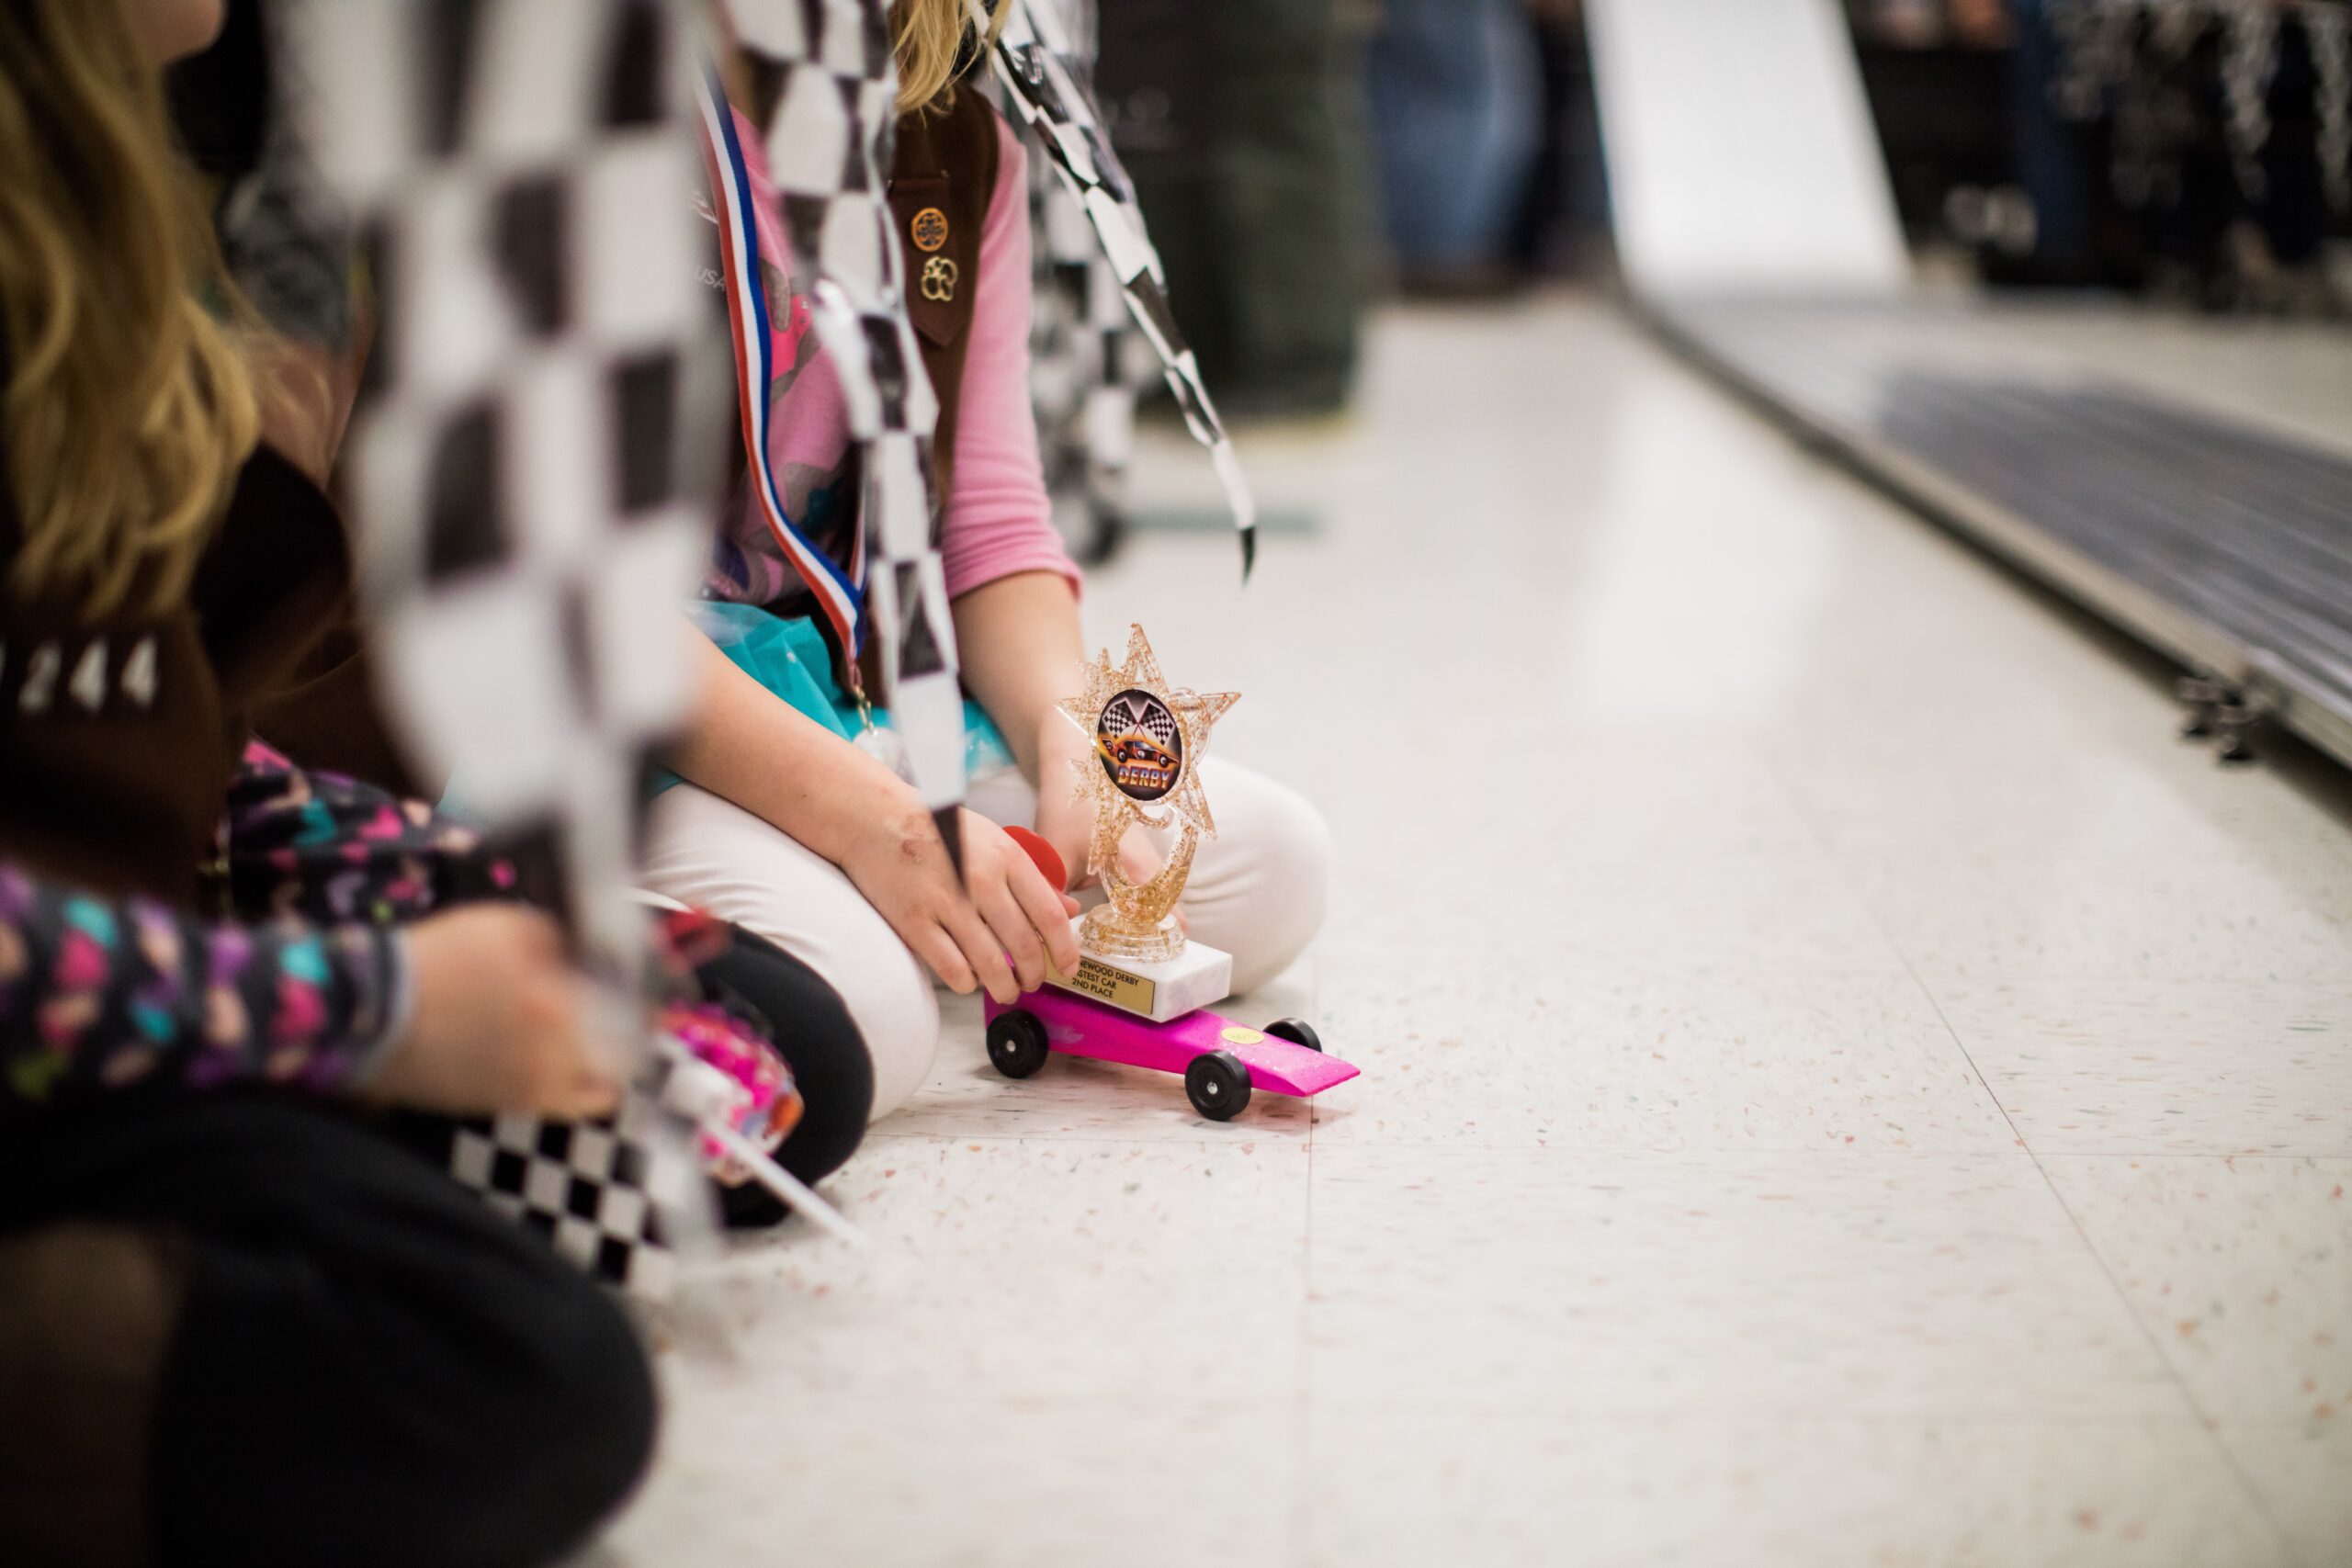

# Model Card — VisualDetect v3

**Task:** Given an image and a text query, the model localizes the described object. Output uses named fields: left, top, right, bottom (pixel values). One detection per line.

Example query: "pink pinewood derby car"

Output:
left=984, top=828, right=1357, bottom=1121
left=982, top=989, right=1358, bottom=1121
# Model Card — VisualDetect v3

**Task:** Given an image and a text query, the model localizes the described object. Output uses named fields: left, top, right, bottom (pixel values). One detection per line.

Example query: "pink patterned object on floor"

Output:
left=982, top=986, right=1357, bottom=1122
left=662, top=1002, right=803, bottom=1181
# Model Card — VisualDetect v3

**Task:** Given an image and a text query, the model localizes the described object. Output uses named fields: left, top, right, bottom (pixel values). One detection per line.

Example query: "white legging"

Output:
left=639, top=759, right=1330, bottom=1120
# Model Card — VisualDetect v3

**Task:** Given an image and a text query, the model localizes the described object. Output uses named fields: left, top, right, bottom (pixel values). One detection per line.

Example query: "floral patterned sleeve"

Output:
left=222, top=739, right=510, bottom=927
left=0, top=863, right=408, bottom=1113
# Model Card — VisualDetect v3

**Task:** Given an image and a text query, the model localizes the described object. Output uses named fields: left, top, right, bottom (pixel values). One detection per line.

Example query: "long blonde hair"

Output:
left=0, top=0, right=260, bottom=622
left=893, top=0, right=1015, bottom=114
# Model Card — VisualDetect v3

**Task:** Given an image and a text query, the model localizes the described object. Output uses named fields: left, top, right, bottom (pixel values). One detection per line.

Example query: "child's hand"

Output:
left=367, top=906, right=621, bottom=1119
left=1032, top=720, right=1184, bottom=932
left=1033, top=719, right=1167, bottom=896
left=840, top=797, right=1080, bottom=1004
left=1031, top=721, right=1100, bottom=892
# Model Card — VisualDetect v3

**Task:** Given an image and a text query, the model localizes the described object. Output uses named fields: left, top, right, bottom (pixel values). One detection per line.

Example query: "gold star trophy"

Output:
left=1053, top=626, right=1239, bottom=1021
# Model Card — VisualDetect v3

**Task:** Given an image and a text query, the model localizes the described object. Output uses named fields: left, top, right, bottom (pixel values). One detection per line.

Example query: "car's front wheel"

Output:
left=987, top=1010, right=1051, bottom=1079
left=1184, top=1050, right=1252, bottom=1121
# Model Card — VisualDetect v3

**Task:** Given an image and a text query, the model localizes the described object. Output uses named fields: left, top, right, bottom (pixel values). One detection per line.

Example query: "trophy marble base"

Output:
left=1048, top=919, right=1233, bottom=1024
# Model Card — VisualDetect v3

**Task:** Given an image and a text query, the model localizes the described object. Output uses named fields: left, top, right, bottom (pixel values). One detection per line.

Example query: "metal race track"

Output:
left=1654, top=299, right=2352, bottom=770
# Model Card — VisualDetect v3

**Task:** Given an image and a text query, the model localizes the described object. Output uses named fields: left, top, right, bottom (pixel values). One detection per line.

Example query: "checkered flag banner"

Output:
left=448, top=1038, right=717, bottom=1298
left=448, top=1029, right=865, bottom=1292
left=717, top=0, right=969, bottom=863
left=1022, top=0, right=1135, bottom=564
left=270, top=0, right=732, bottom=1292
left=977, top=0, right=1259, bottom=577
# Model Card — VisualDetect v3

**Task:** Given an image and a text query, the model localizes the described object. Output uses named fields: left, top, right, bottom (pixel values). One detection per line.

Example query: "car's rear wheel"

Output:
left=987, top=1010, right=1051, bottom=1079
left=1264, top=1018, right=1323, bottom=1054
left=1184, top=1050, right=1252, bottom=1121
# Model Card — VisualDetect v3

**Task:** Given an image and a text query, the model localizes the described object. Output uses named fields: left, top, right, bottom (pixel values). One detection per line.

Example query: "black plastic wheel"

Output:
left=1184, top=1050, right=1252, bottom=1121
left=986, top=1010, right=1050, bottom=1079
left=1264, top=1017, right=1323, bottom=1054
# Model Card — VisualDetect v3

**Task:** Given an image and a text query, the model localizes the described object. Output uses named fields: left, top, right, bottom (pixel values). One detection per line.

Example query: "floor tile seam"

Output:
left=1749, top=740, right=2290, bottom=1543
left=655, top=1389, right=1301, bottom=1416
left=1286, top=1404, right=2283, bottom=1431
left=1280, top=1396, right=2220, bottom=1427
left=866, top=1128, right=1316, bottom=1149
left=1306, top=1141, right=2041, bottom=1168
left=1312, top=958, right=1928, bottom=989
left=1906, top=967, right=2352, bottom=986
left=1753, top=740, right=2134, bottom=1163
left=1303, top=1136, right=2042, bottom=1156
left=2009, top=1150, right=2352, bottom=1165
left=854, top=1130, right=1317, bottom=1159
left=1865, top=912, right=2299, bottom=1552
left=1291, top=1098, right=1317, bottom=1568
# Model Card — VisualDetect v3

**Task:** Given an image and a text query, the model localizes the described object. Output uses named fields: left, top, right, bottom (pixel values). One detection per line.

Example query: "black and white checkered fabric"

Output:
left=450, top=1093, right=678, bottom=1295
left=978, top=0, right=1258, bottom=576
left=271, top=0, right=729, bottom=1293
left=726, top=0, right=969, bottom=856
left=447, top=1034, right=741, bottom=1296
left=1021, top=0, right=1135, bottom=564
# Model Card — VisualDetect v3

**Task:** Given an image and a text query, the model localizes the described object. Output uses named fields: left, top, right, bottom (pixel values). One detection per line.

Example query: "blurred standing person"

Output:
left=1365, top=0, right=1544, bottom=294
left=1511, top=0, right=1612, bottom=278
left=1096, top=0, right=1369, bottom=414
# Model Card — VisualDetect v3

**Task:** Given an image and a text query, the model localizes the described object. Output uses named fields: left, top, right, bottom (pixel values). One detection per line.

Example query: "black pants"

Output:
left=695, top=924, right=873, bottom=1226
left=0, top=1097, right=656, bottom=1568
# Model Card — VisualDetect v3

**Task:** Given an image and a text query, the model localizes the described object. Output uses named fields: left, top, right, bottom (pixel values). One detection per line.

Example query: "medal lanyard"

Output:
left=696, top=71, right=869, bottom=666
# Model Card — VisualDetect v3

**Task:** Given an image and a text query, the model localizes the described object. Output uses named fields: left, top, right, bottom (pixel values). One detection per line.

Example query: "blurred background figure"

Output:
left=1095, top=0, right=1367, bottom=418
left=1362, top=0, right=1544, bottom=295
left=1844, top=0, right=2350, bottom=309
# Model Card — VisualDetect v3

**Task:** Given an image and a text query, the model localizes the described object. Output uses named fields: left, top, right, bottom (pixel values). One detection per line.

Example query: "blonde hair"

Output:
left=0, top=0, right=260, bottom=622
left=892, top=0, right=1015, bottom=115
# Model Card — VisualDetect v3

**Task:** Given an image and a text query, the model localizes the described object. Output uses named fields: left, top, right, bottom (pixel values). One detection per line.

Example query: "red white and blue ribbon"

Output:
left=695, top=73, right=866, bottom=661
left=715, top=0, right=967, bottom=863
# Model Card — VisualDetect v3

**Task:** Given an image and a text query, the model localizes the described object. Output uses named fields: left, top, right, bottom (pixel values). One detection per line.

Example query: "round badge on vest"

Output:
left=910, top=208, right=950, bottom=253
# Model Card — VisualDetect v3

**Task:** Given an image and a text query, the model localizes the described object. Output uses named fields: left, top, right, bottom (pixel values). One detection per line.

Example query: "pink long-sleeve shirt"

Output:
left=706, top=107, right=1080, bottom=613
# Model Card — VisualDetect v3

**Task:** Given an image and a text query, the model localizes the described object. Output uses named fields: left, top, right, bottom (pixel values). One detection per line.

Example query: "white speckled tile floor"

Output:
left=604, top=296, right=2352, bottom=1567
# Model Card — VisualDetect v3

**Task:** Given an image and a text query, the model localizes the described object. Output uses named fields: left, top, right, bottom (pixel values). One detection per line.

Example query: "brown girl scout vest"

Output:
left=888, top=84, right=1001, bottom=515
left=0, top=432, right=351, bottom=909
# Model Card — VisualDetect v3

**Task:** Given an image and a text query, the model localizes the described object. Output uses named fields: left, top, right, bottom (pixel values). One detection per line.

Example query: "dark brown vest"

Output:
left=889, top=86, right=1002, bottom=507
left=0, top=444, right=350, bottom=908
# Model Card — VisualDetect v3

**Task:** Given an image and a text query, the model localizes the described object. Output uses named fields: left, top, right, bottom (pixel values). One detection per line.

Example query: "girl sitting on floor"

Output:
left=646, top=0, right=1332, bottom=1120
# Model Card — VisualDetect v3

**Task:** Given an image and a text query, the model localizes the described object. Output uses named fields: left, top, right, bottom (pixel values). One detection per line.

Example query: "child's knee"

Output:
left=1250, top=804, right=1326, bottom=987
left=1227, top=784, right=1332, bottom=993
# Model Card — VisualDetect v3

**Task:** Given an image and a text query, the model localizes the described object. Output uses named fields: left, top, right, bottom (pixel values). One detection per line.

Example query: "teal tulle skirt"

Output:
left=652, top=601, right=1016, bottom=795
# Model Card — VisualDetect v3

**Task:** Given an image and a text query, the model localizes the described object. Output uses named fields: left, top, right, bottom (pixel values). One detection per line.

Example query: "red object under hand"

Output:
left=1001, top=825, right=1068, bottom=893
